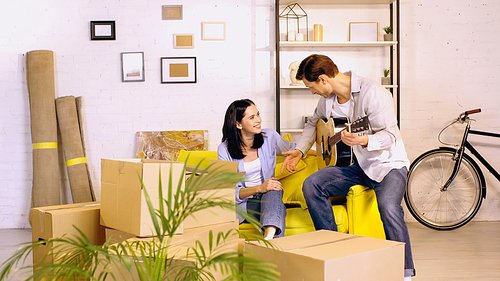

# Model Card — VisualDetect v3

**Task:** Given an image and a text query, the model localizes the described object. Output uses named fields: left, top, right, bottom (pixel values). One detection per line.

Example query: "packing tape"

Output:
left=66, top=157, right=87, bottom=167
left=32, top=142, right=58, bottom=149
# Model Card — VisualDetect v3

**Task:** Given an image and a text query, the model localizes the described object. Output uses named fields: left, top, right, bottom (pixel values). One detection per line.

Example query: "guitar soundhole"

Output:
left=322, top=135, right=332, bottom=165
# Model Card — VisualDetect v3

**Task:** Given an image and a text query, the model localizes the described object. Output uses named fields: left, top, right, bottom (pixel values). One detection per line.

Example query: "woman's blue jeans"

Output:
left=247, top=190, right=286, bottom=238
left=302, top=163, right=415, bottom=277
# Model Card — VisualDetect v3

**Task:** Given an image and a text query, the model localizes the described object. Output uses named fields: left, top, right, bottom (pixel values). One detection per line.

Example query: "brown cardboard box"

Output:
left=183, top=188, right=235, bottom=229
left=100, top=158, right=185, bottom=237
left=245, top=230, right=405, bottom=281
left=31, top=202, right=106, bottom=264
left=118, top=220, right=239, bottom=249
left=183, top=159, right=239, bottom=229
left=102, top=220, right=243, bottom=280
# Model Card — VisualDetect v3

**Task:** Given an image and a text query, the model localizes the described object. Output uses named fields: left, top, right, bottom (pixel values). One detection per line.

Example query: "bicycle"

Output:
left=404, top=108, right=500, bottom=230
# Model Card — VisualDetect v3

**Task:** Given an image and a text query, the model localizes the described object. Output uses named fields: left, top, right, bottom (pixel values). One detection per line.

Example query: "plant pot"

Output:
left=384, top=34, right=393, bottom=41
left=381, top=77, right=391, bottom=85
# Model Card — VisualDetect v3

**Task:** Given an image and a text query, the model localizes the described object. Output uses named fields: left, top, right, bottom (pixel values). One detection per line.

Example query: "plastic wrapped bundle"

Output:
left=135, top=131, right=208, bottom=161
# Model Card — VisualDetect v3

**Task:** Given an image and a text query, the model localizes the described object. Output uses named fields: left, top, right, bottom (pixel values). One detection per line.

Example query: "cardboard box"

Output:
left=119, top=220, right=239, bottom=249
left=183, top=159, right=239, bottom=229
left=183, top=188, right=235, bottom=229
left=245, top=230, right=405, bottom=281
left=100, top=158, right=185, bottom=237
left=101, top=220, right=242, bottom=280
left=31, top=202, right=106, bottom=264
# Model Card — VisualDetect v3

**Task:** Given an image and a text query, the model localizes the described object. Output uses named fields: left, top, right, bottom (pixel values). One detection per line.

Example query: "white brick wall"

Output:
left=400, top=0, right=500, bottom=221
left=0, top=0, right=275, bottom=229
left=1, top=0, right=500, bottom=229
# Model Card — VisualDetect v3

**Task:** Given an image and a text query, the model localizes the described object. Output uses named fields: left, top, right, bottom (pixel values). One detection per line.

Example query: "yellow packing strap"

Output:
left=32, top=142, right=58, bottom=149
left=66, top=157, right=87, bottom=167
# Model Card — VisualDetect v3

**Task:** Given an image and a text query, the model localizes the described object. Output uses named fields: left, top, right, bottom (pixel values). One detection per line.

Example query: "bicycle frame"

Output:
left=442, top=119, right=500, bottom=198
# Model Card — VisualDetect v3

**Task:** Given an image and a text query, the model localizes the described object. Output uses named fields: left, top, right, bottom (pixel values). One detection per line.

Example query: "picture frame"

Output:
left=121, top=52, right=145, bottom=82
left=349, top=22, right=378, bottom=42
left=162, top=5, right=183, bottom=20
left=202, top=22, right=226, bottom=40
left=161, top=57, right=197, bottom=84
left=90, top=21, right=116, bottom=40
left=173, top=34, right=194, bottom=49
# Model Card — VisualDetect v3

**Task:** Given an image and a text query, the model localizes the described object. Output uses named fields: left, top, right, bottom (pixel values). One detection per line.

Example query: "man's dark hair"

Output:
left=296, top=54, right=339, bottom=82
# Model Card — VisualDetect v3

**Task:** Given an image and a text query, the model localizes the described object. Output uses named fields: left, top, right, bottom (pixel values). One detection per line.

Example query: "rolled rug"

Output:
left=56, top=96, right=95, bottom=203
left=26, top=50, right=61, bottom=208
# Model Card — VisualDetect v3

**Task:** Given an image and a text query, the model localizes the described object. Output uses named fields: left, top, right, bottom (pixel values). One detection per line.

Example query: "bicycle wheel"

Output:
left=405, top=148, right=484, bottom=230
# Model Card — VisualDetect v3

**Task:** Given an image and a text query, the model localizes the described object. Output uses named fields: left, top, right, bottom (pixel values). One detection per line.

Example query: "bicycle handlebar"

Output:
left=459, top=108, right=481, bottom=122
left=466, top=108, right=481, bottom=115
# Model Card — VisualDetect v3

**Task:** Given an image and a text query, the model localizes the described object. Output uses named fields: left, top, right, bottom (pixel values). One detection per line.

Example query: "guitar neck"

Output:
left=328, top=128, right=345, bottom=147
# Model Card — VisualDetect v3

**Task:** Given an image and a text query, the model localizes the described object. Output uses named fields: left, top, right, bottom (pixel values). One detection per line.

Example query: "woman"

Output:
left=218, top=99, right=296, bottom=239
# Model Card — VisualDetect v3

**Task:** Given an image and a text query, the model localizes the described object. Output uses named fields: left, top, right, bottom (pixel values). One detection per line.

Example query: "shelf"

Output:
left=280, top=0, right=396, bottom=4
left=280, top=85, right=398, bottom=89
left=280, top=41, right=397, bottom=47
left=280, top=128, right=304, bottom=133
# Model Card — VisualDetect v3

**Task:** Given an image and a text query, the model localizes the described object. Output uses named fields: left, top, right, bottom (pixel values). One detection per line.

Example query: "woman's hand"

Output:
left=258, top=178, right=282, bottom=193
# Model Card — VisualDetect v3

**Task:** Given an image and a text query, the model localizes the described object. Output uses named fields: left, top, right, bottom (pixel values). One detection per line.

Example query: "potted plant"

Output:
left=383, top=26, right=393, bottom=41
left=381, top=68, right=391, bottom=85
left=0, top=158, right=280, bottom=281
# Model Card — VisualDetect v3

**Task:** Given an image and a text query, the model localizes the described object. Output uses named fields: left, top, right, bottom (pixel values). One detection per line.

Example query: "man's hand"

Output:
left=281, top=149, right=302, bottom=173
left=341, top=130, right=368, bottom=146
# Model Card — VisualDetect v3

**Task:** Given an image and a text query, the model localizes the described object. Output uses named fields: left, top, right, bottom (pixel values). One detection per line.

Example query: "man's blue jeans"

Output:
left=302, top=163, right=415, bottom=277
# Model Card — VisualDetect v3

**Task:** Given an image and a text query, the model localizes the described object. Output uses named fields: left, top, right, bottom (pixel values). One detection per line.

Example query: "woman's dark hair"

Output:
left=222, top=99, right=264, bottom=159
left=296, top=54, right=339, bottom=82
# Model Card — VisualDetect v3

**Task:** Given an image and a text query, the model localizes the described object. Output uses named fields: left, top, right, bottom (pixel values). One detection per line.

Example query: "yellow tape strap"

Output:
left=66, top=157, right=87, bottom=167
left=32, top=142, right=58, bottom=149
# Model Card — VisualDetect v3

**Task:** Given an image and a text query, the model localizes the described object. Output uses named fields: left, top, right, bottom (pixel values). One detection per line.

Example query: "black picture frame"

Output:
left=161, top=57, right=197, bottom=84
left=90, top=21, right=116, bottom=40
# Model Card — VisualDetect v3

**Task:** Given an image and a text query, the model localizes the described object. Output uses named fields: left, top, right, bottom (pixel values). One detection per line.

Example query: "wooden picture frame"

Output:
left=202, top=22, right=226, bottom=40
left=173, top=34, right=194, bottom=49
left=162, top=5, right=183, bottom=20
left=90, top=21, right=116, bottom=40
left=121, top=52, right=145, bottom=82
left=161, top=57, right=196, bottom=84
left=349, top=22, right=378, bottom=42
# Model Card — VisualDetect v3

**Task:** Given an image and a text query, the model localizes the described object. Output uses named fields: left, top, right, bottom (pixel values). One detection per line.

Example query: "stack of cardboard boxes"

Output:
left=31, top=158, right=241, bottom=280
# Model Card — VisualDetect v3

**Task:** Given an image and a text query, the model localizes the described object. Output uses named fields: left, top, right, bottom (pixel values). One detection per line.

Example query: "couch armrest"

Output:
left=346, top=185, right=385, bottom=239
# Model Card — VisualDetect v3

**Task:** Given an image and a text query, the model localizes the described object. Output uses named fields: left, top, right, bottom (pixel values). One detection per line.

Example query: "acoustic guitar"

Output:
left=315, top=116, right=370, bottom=170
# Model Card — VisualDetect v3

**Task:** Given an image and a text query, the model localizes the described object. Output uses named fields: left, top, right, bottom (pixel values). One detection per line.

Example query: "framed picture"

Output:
left=202, top=22, right=226, bottom=40
left=90, top=21, right=116, bottom=40
left=162, top=5, right=182, bottom=20
left=161, top=57, right=196, bottom=84
left=173, top=34, right=194, bottom=49
left=349, top=22, right=378, bottom=42
left=121, top=52, right=145, bottom=82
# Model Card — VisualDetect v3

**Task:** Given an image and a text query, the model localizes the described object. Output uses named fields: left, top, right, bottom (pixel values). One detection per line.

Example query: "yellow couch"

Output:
left=177, top=150, right=385, bottom=240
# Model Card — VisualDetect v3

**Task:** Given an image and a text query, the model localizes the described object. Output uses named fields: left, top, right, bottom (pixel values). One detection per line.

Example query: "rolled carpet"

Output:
left=56, top=96, right=95, bottom=203
left=26, top=50, right=61, bottom=208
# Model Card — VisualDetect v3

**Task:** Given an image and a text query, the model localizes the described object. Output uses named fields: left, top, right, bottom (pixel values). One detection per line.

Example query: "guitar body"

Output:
left=315, top=116, right=370, bottom=170
left=316, top=118, right=337, bottom=170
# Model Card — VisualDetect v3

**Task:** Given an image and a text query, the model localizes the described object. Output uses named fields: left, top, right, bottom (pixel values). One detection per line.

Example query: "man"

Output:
left=281, top=54, right=415, bottom=279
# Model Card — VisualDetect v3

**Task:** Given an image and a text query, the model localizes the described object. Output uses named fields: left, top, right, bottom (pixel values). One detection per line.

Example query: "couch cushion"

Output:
left=239, top=204, right=348, bottom=239
left=281, top=155, right=318, bottom=209
left=285, top=205, right=348, bottom=234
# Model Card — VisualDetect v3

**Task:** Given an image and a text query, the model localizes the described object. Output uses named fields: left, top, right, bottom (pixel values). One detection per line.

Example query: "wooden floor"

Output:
left=1, top=222, right=499, bottom=280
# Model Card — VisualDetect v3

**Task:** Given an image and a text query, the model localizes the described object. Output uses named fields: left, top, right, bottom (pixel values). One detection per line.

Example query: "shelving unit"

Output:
left=275, top=0, right=400, bottom=135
